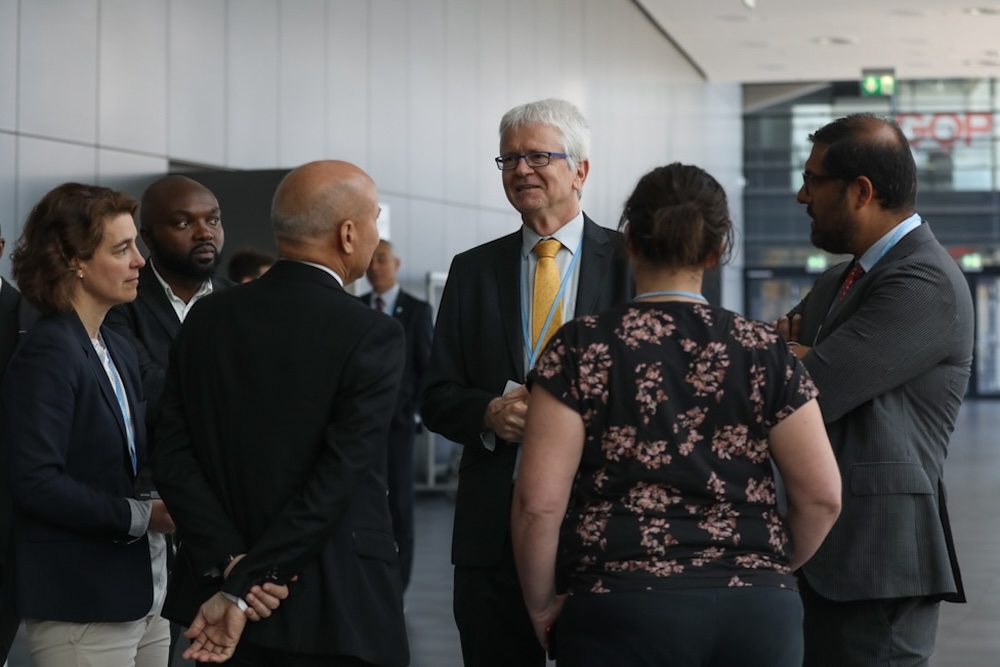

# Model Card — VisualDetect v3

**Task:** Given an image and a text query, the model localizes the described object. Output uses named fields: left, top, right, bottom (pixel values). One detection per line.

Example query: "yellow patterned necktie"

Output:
left=532, top=238, right=563, bottom=351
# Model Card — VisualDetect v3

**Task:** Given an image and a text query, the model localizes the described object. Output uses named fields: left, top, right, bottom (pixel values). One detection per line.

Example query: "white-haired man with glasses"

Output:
left=422, top=98, right=632, bottom=667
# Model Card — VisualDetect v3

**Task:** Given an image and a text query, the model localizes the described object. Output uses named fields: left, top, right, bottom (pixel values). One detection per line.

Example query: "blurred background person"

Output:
left=359, top=239, right=433, bottom=594
left=0, top=183, right=175, bottom=666
left=512, top=163, right=842, bottom=667
left=227, top=248, right=275, bottom=284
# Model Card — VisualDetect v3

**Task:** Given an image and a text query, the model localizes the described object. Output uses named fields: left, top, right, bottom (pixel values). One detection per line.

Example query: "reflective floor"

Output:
left=8, top=399, right=1000, bottom=666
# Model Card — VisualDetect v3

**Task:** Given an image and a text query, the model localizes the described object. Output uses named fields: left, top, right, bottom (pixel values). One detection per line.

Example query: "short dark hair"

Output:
left=227, top=248, right=275, bottom=282
left=619, top=163, right=733, bottom=269
left=809, top=113, right=917, bottom=211
left=12, top=183, right=137, bottom=313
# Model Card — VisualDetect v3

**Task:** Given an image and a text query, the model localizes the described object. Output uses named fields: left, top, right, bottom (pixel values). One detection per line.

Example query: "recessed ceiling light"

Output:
left=964, top=7, right=1000, bottom=15
left=813, top=36, right=856, bottom=46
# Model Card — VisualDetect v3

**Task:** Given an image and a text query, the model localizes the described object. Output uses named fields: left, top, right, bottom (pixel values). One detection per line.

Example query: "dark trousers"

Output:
left=800, top=575, right=941, bottom=667
left=386, top=423, right=416, bottom=591
left=556, top=587, right=803, bottom=667
left=453, top=529, right=544, bottom=667
left=200, top=641, right=376, bottom=667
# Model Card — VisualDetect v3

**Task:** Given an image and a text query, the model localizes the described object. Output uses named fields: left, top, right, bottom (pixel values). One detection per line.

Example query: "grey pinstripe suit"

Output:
left=789, top=221, right=971, bottom=604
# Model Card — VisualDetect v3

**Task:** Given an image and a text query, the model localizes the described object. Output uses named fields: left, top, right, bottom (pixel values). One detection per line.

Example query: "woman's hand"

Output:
left=530, top=594, right=566, bottom=653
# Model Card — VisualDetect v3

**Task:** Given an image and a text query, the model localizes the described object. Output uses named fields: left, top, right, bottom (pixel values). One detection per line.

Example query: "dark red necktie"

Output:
left=836, top=263, right=865, bottom=302
left=375, top=296, right=385, bottom=312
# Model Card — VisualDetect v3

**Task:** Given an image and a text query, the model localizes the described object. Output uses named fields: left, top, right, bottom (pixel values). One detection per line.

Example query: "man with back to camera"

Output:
left=420, top=98, right=632, bottom=667
left=360, top=239, right=433, bottom=594
left=106, top=174, right=232, bottom=429
left=777, top=113, right=973, bottom=667
left=152, top=160, right=409, bottom=666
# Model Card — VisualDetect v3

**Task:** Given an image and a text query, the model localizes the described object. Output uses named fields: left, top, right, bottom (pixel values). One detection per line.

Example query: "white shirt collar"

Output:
left=286, top=259, right=345, bottom=287
left=520, top=211, right=585, bottom=258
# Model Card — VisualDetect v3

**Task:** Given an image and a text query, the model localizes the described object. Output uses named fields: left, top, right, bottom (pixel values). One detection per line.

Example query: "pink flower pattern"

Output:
left=635, top=362, right=669, bottom=424
left=614, top=308, right=676, bottom=349
left=530, top=303, right=817, bottom=594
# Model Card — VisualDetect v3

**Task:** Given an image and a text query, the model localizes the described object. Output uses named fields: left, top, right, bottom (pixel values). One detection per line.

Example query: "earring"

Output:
left=77, top=270, right=83, bottom=279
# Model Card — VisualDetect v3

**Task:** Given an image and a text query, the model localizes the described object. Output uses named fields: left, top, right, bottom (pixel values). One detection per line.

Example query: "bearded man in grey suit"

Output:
left=778, top=113, right=973, bottom=667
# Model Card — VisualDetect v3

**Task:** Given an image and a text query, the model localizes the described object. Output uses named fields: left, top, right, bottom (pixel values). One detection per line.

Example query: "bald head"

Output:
left=141, top=176, right=217, bottom=230
left=272, top=160, right=381, bottom=284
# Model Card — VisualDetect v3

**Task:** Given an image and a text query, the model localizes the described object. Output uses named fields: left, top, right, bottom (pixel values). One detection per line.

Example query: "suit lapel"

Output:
left=137, top=264, right=182, bottom=338
left=68, top=314, right=132, bottom=475
left=495, top=232, right=525, bottom=381
left=575, top=215, right=612, bottom=316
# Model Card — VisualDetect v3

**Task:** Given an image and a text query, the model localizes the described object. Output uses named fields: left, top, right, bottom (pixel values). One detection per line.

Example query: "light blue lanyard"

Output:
left=520, top=237, right=583, bottom=371
left=101, top=339, right=137, bottom=474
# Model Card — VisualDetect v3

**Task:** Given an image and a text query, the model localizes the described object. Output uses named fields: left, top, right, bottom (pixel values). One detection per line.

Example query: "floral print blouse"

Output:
left=530, top=302, right=818, bottom=595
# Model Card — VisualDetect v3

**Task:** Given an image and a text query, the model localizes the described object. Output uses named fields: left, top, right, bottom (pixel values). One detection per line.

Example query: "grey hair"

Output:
left=499, top=98, right=591, bottom=168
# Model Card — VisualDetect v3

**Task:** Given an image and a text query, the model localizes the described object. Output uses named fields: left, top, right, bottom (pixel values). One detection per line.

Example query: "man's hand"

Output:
left=775, top=314, right=802, bottom=343
left=775, top=314, right=810, bottom=359
left=148, top=499, right=175, bottom=534
left=484, top=385, right=530, bottom=442
left=182, top=592, right=248, bottom=663
left=222, top=554, right=294, bottom=620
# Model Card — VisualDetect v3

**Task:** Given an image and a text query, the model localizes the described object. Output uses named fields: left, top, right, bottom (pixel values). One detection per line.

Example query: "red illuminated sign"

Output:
left=895, top=112, right=993, bottom=151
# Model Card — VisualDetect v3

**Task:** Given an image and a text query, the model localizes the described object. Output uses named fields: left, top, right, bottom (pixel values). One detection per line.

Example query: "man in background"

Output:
left=779, top=113, right=973, bottom=666
left=228, top=248, right=275, bottom=284
left=360, top=239, right=433, bottom=593
left=106, top=175, right=231, bottom=426
left=421, top=98, right=632, bottom=667
left=153, top=160, right=409, bottom=666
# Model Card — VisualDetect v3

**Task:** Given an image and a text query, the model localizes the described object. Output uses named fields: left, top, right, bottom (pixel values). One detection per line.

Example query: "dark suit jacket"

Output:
left=1, top=311, right=152, bottom=622
left=0, top=282, right=21, bottom=375
left=421, top=215, right=633, bottom=567
left=359, top=289, right=433, bottom=429
left=788, top=222, right=972, bottom=602
left=105, top=262, right=233, bottom=429
left=152, top=260, right=409, bottom=666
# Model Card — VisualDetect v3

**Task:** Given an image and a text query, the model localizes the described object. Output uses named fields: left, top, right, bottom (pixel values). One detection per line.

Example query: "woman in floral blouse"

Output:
left=511, top=163, right=842, bottom=667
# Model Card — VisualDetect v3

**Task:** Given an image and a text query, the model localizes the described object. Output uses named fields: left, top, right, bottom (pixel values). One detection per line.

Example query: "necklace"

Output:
left=633, top=290, right=707, bottom=302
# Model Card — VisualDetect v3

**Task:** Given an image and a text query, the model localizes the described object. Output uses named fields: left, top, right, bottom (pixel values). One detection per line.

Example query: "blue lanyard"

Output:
left=633, top=290, right=707, bottom=302
left=520, top=236, right=583, bottom=370
left=871, top=218, right=914, bottom=265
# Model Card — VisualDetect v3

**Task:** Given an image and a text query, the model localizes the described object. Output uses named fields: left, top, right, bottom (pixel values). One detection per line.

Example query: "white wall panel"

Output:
left=405, top=199, right=448, bottom=279
left=0, top=133, right=15, bottom=279
left=442, top=0, right=478, bottom=207
left=16, top=137, right=97, bottom=237
left=278, top=0, right=327, bottom=167
left=407, top=0, right=445, bottom=202
left=168, top=0, right=226, bottom=166
left=0, top=0, right=17, bottom=132
left=19, top=1, right=98, bottom=143
left=368, top=0, right=408, bottom=193
left=475, top=1, right=510, bottom=213
left=99, top=0, right=168, bottom=155
left=227, top=0, right=279, bottom=168
left=326, top=0, right=369, bottom=168
left=97, top=148, right=168, bottom=198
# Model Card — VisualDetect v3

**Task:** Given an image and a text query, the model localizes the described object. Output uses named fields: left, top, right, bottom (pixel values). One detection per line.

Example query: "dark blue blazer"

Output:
left=1, top=310, right=152, bottom=622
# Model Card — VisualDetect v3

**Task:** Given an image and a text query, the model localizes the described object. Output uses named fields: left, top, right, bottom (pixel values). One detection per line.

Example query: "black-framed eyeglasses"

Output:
left=495, top=152, right=569, bottom=171
left=801, top=171, right=843, bottom=194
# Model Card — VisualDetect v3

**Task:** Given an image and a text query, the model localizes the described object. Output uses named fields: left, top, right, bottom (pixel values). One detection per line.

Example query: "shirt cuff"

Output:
left=222, top=592, right=249, bottom=612
left=125, top=498, right=152, bottom=538
left=480, top=430, right=496, bottom=452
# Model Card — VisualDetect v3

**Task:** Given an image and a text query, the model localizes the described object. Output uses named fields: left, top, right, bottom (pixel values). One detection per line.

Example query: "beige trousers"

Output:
left=25, top=615, right=170, bottom=667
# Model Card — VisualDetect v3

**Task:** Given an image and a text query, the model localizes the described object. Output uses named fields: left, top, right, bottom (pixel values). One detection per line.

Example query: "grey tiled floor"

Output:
left=8, top=399, right=1000, bottom=666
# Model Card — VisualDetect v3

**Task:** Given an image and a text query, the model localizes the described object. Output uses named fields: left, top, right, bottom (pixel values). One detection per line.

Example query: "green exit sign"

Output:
left=861, top=69, right=896, bottom=96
